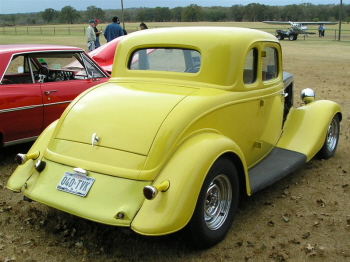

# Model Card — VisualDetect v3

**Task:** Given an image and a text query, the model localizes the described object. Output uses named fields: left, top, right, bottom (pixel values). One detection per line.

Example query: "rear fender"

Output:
left=277, top=100, right=342, bottom=160
left=6, top=120, right=58, bottom=192
left=131, top=132, right=247, bottom=236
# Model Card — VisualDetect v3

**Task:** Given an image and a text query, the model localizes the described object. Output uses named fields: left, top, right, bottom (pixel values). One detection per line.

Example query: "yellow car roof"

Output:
left=111, top=27, right=279, bottom=88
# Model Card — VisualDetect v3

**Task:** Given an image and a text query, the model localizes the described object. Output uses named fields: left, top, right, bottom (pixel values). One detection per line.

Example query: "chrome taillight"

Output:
left=143, top=186, right=158, bottom=200
left=15, top=151, right=40, bottom=165
left=143, top=180, right=170, bottom=200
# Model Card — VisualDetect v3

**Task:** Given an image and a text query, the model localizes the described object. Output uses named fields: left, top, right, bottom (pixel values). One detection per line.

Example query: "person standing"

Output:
left=318, top=24, right=323, bottom=37
left=94, top=19, right=102, bottom=48
left=321, top=24, right=326, bottom=37
left=86, top=19, right=96, bottom=52
left=104, top=16, right=124, bottom=42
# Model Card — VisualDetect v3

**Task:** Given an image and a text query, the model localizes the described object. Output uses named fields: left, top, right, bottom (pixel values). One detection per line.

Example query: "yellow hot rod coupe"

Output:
left=7, top=27, right=341, bottom=248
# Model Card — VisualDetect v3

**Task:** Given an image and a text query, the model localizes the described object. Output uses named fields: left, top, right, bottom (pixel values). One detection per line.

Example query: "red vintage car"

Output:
left=0, top=44, right=110, bottom=148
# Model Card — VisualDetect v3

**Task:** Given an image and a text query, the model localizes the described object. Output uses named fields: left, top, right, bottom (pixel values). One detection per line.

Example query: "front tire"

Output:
left=276, top=34, right=284, bottom=40
left=289, top=34, right=296, bottom=41
left=186, top=157, right=239, bottom=248
left=317, top=115, right=340, bottom=159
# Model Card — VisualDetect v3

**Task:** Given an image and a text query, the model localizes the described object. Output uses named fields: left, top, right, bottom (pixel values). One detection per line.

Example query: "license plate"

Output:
left=56, top=172, right=95, bottom=197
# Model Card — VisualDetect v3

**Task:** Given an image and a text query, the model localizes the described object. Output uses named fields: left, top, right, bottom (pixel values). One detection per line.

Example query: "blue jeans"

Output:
left=95, top=37, right=101, bottom=48
left=87, top=41, right=95, bottom=52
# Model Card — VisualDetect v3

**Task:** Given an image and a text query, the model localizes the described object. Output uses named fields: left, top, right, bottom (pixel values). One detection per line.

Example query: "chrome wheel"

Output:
left=317, top=114, right=340, bottom=159
left=187, top=157, right=239, bottom=248
left=325, top=117, right=339, bottom=153
left=204, top=175, right=232, bottom=231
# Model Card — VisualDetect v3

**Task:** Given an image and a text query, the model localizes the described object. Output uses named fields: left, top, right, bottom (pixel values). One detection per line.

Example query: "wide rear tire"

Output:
left=186, top=157, right=239, bottom=249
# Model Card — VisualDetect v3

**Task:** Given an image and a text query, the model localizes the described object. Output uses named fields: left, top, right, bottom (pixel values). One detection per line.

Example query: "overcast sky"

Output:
left=0, top=0, right=345, bottom=15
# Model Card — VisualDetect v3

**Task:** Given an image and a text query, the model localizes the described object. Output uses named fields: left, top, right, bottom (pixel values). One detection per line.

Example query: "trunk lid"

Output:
left=55, top=82, right=196, bottom=155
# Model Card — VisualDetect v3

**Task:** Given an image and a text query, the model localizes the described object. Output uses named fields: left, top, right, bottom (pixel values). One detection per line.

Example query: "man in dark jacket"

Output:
left=104, top=16, right=124, bottom=42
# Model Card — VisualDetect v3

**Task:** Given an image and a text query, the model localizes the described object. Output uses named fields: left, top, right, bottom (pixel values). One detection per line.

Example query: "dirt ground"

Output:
left=1, top=38, right=350, bottom=262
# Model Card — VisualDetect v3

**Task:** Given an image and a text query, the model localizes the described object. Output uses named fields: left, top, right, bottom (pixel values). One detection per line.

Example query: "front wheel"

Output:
left=276, top=34, right=284, bottom=40
left=289, top=34, right=296, bottom=41
left=317, top=115, right=340, bottom=159
left=186, top=157, right=239, bottom=248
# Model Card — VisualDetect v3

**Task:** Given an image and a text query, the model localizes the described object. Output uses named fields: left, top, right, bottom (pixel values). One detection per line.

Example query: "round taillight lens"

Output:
left=15, top=154, right=27, bottom=165
left=143, top=186, right=157, bottom=200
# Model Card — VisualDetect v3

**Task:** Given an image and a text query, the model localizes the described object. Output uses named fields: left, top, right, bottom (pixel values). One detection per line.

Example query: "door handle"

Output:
left=44, top=90, right=58, bottom=95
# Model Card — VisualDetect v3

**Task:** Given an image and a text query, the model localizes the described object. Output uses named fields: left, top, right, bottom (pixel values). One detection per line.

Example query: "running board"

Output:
left=248, top=147, right=307, bottom=194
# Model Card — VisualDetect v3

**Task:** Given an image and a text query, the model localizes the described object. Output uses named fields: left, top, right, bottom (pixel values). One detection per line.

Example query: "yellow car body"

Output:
left=7, top=27, right=342, bottom=248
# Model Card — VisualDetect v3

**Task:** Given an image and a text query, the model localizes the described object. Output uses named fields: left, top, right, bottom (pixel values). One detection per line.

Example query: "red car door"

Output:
left=0, top=83, right=43, bottom=145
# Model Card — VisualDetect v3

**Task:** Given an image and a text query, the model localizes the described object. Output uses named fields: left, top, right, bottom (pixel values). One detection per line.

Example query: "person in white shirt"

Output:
left=86, top=19, right=96, bottom=52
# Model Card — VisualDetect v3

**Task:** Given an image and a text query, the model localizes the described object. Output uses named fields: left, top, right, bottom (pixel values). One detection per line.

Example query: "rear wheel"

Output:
left=186, top=157, right=239, bottom=248
left=317, top=115, right=340, bottom=159
left=276, top=34, right=284, bottom=40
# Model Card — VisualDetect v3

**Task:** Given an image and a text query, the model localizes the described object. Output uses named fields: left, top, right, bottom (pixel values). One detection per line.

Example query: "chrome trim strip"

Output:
left=43, top=101, right=72, bottom=107
left=0, top=104, right=43, bottom=113
left=0, top=101, right=72, bottom=114
left=4, top=136, right=38, bottom=147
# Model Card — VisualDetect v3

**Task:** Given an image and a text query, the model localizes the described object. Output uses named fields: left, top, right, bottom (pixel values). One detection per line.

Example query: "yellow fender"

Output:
left=7, top=120, right=58, bottom=192
left=277, top=100, right=342, bottom=161
left=131, top=132, right=247, bottom=236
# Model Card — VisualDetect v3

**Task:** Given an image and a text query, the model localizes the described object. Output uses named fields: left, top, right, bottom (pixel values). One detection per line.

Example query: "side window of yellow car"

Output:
left=262, top=47, right=278, bottom=81
left=243, top=48, right=257, bottom=84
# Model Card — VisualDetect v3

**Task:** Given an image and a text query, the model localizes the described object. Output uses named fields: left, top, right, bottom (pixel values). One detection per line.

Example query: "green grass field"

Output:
left=1, top=22, right=349, bottom=50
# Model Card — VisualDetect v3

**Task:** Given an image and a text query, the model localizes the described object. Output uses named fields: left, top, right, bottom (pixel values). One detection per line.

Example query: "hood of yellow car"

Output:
left=54, top=82, right=197, bottom=156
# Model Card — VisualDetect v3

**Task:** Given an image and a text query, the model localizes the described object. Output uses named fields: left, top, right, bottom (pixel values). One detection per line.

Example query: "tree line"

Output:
left=1, top=3, right=349, bottom=26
